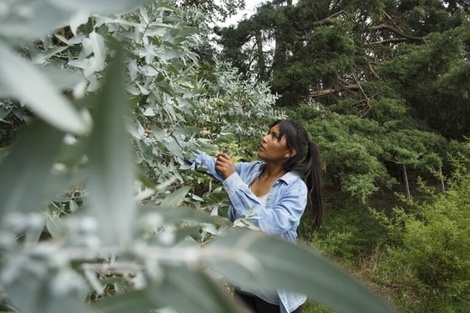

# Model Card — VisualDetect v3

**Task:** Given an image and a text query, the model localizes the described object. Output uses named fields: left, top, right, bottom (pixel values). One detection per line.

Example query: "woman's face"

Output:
left=257, top=124, right=292, bottom=162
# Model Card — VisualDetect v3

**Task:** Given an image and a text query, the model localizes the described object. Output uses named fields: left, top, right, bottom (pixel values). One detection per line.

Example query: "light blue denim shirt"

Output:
left=194, top=152, right=307, bottom=313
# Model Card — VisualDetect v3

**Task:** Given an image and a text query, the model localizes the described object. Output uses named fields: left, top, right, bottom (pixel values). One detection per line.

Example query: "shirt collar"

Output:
left=279, top=171, right=300, bottom=185
left=256, top=163, right=301, bottom=185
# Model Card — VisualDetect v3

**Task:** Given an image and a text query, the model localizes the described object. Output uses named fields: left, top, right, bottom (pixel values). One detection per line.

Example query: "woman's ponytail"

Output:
left=305, top=140, right=323, bottom=229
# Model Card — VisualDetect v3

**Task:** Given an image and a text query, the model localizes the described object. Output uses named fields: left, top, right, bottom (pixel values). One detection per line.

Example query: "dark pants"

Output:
left=234, top=289, right=303, bottom=313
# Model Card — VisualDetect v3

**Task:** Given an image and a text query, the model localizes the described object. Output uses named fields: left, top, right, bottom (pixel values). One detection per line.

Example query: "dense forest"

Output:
left=0, top=0, right=469, bottom=312
left=213, top=1, right=470, bottom=312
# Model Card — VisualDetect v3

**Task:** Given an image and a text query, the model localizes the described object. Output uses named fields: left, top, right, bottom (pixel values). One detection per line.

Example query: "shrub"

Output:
left=374, top=156, right=470, bottom=311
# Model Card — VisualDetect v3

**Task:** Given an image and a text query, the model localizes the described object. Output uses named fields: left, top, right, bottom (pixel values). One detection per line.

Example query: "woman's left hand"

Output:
left=215, top=152, right=236, bottom=179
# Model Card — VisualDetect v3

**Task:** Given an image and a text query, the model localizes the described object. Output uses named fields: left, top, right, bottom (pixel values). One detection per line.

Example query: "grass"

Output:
left=302, top=301, right=337, bottom=313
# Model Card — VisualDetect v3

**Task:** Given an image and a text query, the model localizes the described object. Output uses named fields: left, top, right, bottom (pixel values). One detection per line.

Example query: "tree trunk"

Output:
left=254, top=29, right=266, bottom=81
left=403, top=164, right=411, bottom=199
left=439, top=166, right=446, bottom=193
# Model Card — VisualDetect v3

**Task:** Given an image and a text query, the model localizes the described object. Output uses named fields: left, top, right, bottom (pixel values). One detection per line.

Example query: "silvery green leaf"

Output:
left=86, top=49, right=136, bottom=245
left=80, top=36, right=95, bottom=58
left=0, top=104, right=11, bottom=119
left=205, top=229, right=396, bottom=313
left=37, top=66, right=84, bottom=91
left=88, top=32, right=106, bottom=71
left=145, top=24, right=173, bottom=37
left=95, top=16, right=140, bottom=29
left=46, top=216, right=67, bottom=239
left=128, top=60, right=139, bottom=81
left=83, top=58, right=100, bottom=78
left=95, top=267, right=243, bottom=313
left=159, top=186, right=191, bottom=208
left=0, top=44, right=91, bottom=135
left=202, top=223, right=218, bottom=235
left=164, top=138, right=184, bottom=158
left=68, top=59, right=88, bottom=70
left=0, top=82, right=10, bottom=99
left=78, top=32, right=106, bottom=77
left=69, top=10, right=90, bottom=35
left=47, top=298, right=93, bottom=313
left=6, top=273, right=44, bottom=313
left=7, top=270, right=93, bottom=313
left=144, top=46, right=157, bottom=64
left=0, top=121, right=68, bottom=219
left=86, top=74, right=101, bottom=92
left=32, top=46, right=68, bottom=65
left=191, top=194, right=204, bottom=202
left=210, top=206, right=219, bottom=216
left=139, top=6, right=149, bottom=24
left=143, top=107, right=156, bottom=117
left=25, top=215, right=46, bottom=245
left=140, top=65, right=158, bottom=77
left=135, top=187, right=156, bottom=202
left=137, top=83, right=150, bottom=95
left=126, top=120, right=145, bottom=139
left=150, top=128, right=166, bottom=141
left=84, top=270, right=105, bottom=295
left=0, top=1, right=70, bottom=39
left=150, top=266, right=243, bottom=313
left=174, top=27, right=199, bottom=39
left=126, top=84, right=140, bottom=95
left=69, top=34, right=87, bottom=45
left=159, top=48, right=183, bottom=61
left=66, top=199, right=79, bottom=213
left=173, top=127, right=201, bottom=137
left=50, top=0, right=153, bottom=14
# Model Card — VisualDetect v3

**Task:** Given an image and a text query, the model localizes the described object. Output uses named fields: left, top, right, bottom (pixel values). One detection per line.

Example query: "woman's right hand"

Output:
left=215, top=153, right=236, bottom=179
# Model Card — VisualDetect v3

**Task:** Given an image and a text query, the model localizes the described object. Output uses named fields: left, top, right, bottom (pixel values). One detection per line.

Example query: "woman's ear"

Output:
left=285, top=149, right=297, bottom=158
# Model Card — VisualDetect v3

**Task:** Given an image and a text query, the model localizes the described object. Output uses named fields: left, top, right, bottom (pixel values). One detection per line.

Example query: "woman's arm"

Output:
left=193, top=152, right=225, bottom=181
left=195, top=152, right=301, bottom=234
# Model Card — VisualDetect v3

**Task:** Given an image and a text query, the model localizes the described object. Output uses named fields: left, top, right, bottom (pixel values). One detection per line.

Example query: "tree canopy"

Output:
left=217, top=0, right=470, bottom=137
left=215, top=0, right=470, bottom=202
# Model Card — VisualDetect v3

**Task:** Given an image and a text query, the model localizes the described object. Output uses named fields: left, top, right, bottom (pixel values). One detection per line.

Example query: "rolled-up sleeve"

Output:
left=193, top=152, right=224, bottom=181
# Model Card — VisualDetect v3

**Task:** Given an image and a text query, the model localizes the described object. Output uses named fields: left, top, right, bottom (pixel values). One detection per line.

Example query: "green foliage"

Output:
left=218, top=0, right=465, bottom=203
left=217, top=0, right=470, bottom=135
left=300, top=188, right=389, bottom=269
left=372, top=158, right=470, bottom=311
left=0, top=1, right=396, bottom=313
left=288, top=106, right=392, bottom=203
left=214, top=1, right=470, bottom=311
left=312, top=208, right=383, bottom=264
left=377, top=24, right=470, bottom=139
left=381, top=129, right=445, bottom=167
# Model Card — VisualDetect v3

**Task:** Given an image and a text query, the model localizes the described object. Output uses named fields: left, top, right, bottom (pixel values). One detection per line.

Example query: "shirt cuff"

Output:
left=222, top=172, right=242, bottom=188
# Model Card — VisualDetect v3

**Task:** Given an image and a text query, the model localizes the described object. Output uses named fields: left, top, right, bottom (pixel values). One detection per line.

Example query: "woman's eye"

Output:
left=267, top=130, right=280, bottom=140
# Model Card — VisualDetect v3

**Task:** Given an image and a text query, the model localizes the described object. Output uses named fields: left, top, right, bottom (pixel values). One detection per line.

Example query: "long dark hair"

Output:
left=272, top=119, right=324, bottom=229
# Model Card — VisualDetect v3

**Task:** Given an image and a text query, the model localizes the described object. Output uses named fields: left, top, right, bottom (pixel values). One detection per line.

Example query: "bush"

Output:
left=374, top=157, right=470, bottom=311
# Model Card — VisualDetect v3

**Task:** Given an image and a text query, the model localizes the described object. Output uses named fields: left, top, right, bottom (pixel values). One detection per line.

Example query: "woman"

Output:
left=194, top=119, right=324, bottom=313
